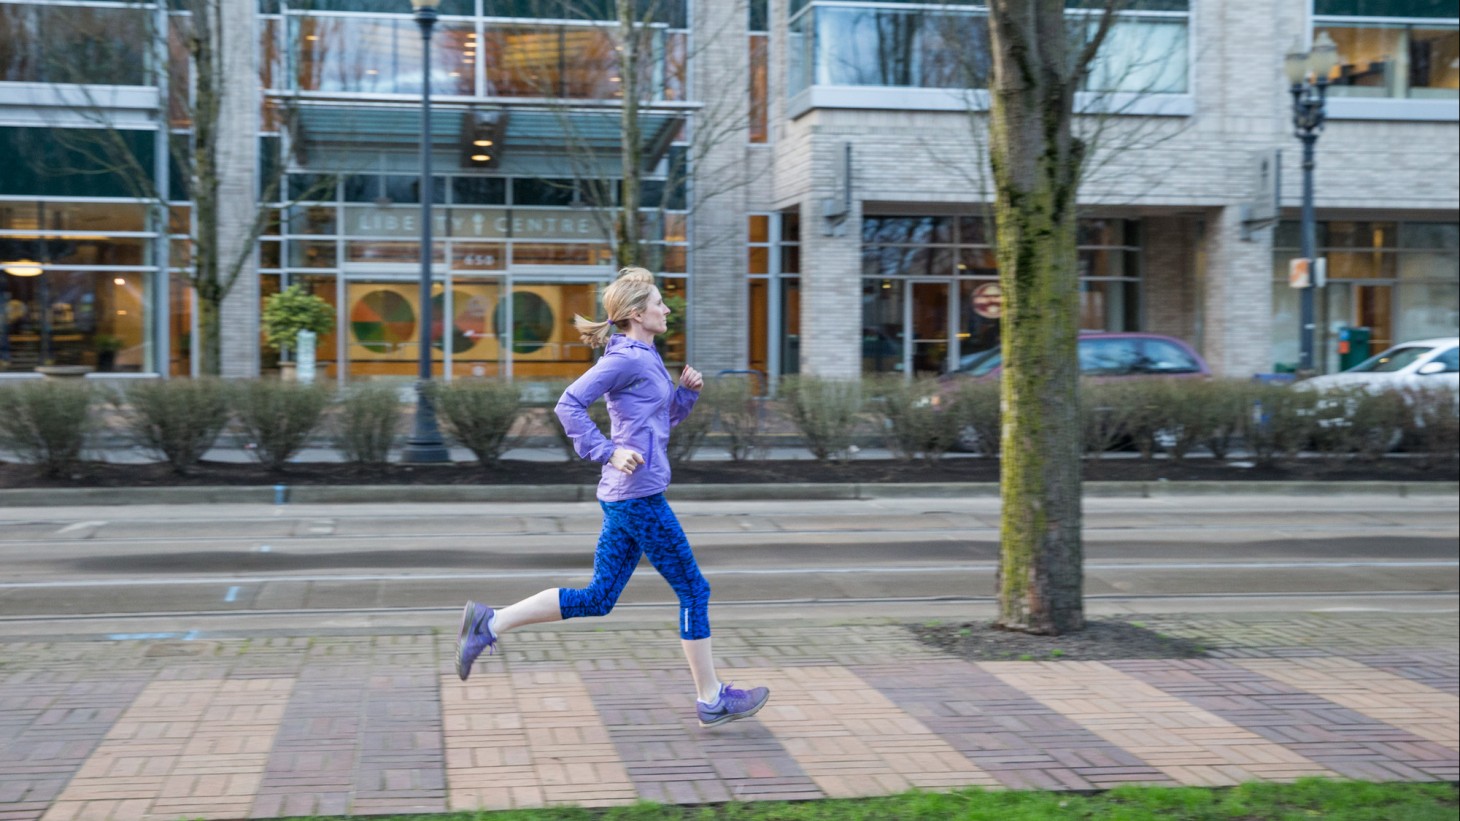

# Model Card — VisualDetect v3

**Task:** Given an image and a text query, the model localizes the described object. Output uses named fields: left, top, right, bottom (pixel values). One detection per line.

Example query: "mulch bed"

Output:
left=1, top=453, right=1454, bottom=489
left=910, top=616, right=1211, bottom=661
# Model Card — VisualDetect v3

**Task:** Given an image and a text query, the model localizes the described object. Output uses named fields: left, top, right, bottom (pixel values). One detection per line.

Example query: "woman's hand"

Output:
left=609, top=447, right=646, bottom=475
left=680, top=365, right=704, bottom=391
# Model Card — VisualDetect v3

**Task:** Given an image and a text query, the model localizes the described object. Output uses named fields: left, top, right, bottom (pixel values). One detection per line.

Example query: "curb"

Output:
left=0, top=481, right=1453, bottom=507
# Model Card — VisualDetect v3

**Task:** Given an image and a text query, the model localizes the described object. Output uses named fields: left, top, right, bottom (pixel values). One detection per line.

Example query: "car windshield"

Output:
left=1348, top=346, right=1433, bottom=373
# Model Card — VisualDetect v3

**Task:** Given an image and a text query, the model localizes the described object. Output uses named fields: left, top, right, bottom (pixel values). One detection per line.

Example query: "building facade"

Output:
left=1, top=0, right=1456, bottom=385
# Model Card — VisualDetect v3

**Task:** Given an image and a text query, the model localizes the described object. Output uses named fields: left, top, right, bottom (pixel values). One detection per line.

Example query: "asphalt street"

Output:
left=0, top=493, right=1455, bottom=639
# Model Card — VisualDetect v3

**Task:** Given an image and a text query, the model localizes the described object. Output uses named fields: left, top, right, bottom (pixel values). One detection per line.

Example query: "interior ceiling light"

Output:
left=473, top=139, right=493, bottom=146
left=113, top=277, right=126, bottom=285
left=3, top=260, right=42, bottom=277
left=471, top=154, right=491, bottom=162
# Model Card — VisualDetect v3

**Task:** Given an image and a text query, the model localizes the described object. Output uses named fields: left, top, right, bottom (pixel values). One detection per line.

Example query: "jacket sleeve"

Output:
left=555, top=355, right=634, bottom=463
left=669, top=386, right=699, bottom=429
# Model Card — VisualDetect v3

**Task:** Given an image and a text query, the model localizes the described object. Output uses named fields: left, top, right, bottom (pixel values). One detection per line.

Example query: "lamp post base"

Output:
left=401, top=383, right=451, bottom=464
left=401, top=440, right=451, bottom=463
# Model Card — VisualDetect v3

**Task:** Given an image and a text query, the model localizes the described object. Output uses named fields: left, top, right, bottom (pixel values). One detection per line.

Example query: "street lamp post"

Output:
left=402, top=0, right=450, bottom=463
left=1284, top=31, right=1339, bottom=375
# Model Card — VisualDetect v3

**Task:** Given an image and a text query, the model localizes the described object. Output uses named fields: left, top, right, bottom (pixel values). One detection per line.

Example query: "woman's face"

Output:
left=634, top=287, right=671, bottom=335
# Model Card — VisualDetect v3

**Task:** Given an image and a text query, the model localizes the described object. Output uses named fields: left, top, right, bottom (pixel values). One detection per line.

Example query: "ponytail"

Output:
left=574, top=315, right=617, bottom=347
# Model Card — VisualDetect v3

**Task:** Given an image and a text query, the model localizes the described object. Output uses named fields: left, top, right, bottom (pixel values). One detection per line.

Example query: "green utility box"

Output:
left=1338, top=326, right=1371, bottom=371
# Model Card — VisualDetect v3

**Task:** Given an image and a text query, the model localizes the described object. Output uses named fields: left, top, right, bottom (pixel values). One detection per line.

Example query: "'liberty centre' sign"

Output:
left=345, top=206, right=606, bottom=242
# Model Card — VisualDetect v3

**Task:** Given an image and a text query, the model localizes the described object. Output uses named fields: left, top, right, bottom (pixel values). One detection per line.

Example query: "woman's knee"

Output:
left=559, top=587, right=620, bottom=619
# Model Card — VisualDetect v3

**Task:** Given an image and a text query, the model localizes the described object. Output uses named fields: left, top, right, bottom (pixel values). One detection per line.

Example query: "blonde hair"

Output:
left=574, top=267, right=658, bottom=348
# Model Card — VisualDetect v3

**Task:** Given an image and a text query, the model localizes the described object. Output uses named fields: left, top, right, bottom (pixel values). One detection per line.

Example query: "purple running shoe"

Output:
left=696, top=682, right=770, bottom=728
left=455, top=601, right=498, bottom=681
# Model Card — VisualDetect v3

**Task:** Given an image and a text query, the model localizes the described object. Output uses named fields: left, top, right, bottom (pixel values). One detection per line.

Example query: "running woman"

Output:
left=455, top=267, right=770, bottom=728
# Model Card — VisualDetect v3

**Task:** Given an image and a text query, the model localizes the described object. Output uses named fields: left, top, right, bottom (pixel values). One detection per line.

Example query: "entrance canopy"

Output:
left=285, top=101, right=686, bottom=175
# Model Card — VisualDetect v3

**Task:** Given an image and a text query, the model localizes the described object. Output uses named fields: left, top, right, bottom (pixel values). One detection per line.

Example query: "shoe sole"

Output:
left=455, top=601, right=477, bottom=681
left=698, top=691, right=770, bottom=728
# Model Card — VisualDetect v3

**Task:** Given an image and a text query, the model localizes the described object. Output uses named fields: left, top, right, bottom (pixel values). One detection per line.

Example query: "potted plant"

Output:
left=262, top=285, right=335, bottom=380
left=93, top=334, right=124, bottom=372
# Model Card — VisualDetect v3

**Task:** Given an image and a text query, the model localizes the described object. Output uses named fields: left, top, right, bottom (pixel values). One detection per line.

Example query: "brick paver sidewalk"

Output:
left=1, top=612, right=1455, bottom=820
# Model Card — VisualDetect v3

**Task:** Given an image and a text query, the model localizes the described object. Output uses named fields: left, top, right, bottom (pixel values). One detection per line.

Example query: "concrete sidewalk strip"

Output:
left=2, top=614, right=1458, bottom=819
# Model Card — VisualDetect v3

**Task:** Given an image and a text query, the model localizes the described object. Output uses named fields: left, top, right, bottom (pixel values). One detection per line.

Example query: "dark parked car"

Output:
left=942, top=332, right=1211, bottom=381
left=936, top=332, right=1211, bottom=452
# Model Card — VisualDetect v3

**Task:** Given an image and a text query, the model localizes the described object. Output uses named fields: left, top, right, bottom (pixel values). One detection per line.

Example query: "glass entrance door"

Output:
left=1323, top=282, right=1394, bottom=373
left=909, top=280, right=952, bottom=376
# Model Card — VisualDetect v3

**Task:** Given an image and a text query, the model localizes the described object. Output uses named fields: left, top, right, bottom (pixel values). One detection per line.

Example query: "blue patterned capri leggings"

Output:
left=557, top=493, right=711, bottom=640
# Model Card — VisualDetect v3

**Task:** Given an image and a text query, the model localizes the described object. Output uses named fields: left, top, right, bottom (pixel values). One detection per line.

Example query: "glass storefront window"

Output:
left=792, top=3, right=1185, bottom=94
left=511, top=243, right=613, bottom=266
left=0, top=4, right=150, bottom=86
left=288, top=240, right=338, bottom=268
left=293, top=16, right=474, bottom=95
left=1, top=270, right=149, bottom=373
left=482, top=24, right=619, bottom=99
left=1082, top=17, right=1188, bottom=94
left=1272, top=220, right=1459, bottom=372
left=1319, top=23, right=1459, bottom=99
left=345, top=241, right=445, bottom=265
left=811, top=7, right=989, bottom=89
left=862, top=278, right=904, bottom=375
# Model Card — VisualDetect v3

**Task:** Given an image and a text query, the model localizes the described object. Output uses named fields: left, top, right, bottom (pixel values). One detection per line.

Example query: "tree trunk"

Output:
left=616, top=0, right=643, bottom=270
left=987, top=0, right=1087, bottom=635
left=188, top=0, right=226, bottom=377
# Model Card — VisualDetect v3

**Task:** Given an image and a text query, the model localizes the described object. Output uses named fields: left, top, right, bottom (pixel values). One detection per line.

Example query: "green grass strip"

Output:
left=262, top=779, right=1457, bottom=821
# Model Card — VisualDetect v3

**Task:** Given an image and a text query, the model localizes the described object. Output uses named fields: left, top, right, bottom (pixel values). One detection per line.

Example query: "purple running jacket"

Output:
left=555, top=335, right=699, bottom=502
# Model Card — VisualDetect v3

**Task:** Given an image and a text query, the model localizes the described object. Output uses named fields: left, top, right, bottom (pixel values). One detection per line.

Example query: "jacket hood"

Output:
left=604, top=334, right=654, bottom=355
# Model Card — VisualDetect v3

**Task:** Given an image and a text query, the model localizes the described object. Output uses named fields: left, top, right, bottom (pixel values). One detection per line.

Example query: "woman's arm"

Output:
left=669, top=365, right=702, bottom=428
left=555, top=355, right=634, bottom=463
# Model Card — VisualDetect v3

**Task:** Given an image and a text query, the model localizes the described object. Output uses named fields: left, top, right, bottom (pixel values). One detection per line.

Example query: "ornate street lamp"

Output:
left=402, top=0, right=450, bottom=463
left=1284, top=31, right=1339, bottom=374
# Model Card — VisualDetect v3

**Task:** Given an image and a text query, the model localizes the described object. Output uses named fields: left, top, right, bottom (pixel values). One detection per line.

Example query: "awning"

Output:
left=284, top=101, right=685, bottom=171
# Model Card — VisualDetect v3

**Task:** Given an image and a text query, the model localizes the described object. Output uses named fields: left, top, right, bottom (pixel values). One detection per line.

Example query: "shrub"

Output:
left=1406, top=386, right=1460, bottom=469
left=950, top=379, right=1001, bottom=457
left=333, top=382, right=404, bottom=464
left=1307, top=387, right=1408, bottom=463
left=234, top=380, right=332, bottom=470
left=121, top=379, right=232, bottom=474
left=1242, top=383, right=1319, bottom=466
left=875, top=376, right=960, bottom=462
left=429, top=379, right=523, bottom=465
left=1149, top=380, right=1207, bottom=463
left=0, top=380, right=94, bottom=477
left=1116, top=381, right=1168, bottom=461
left=1199, top=379, right=1252, bottom=460
left=1080, top=380, right=1132, bottom=458
left=781, top=376, right=862, bottom=462
left=667, top=395, right=712, bottom=464
left=702, top=377, right=767, bottom=461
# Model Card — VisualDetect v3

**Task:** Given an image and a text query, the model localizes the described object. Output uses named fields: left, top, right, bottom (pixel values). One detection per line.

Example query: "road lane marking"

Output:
left=54, top=520, right=105, bottom=535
